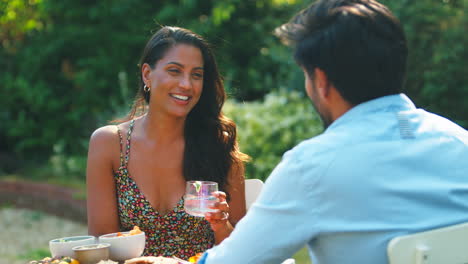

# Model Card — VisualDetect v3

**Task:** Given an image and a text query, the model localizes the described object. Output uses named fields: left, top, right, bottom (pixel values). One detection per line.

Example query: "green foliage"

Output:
left=381, top=0, right=468, bottom=127
left=0, top=0, right=304, bottom=170
left=49, top=141, right=87, bottom=178
left=1, top=0, right=152, bottom=164
left=224, top=91, right=323, bottom=181
left=0, top=0, right=466, bottom=176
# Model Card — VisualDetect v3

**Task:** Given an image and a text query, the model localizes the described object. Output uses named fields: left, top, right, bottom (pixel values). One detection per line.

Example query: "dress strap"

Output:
left=123, top=119, right=136, bottom=167
left=117, top=127, right=125, bottom=168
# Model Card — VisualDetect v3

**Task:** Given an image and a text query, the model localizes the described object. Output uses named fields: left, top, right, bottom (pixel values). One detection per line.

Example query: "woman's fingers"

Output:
left=206, top=202, right=229, bottom=221
left=211, top=191, right=228, bottom=211
left=212, top=191, right=227, bottom=201
left=206, top=210, right=229, bottom=220
left=212, top=200, right=229, bottom=211
left=205, top=191, right=230, bottom=226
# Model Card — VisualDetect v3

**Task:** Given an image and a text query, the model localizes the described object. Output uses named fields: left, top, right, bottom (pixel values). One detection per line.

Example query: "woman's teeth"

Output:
left=170, top=94, right=189, bottom=101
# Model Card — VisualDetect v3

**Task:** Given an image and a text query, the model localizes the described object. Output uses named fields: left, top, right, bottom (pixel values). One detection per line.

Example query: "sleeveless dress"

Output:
left=114, top=120, right=215, bottom=259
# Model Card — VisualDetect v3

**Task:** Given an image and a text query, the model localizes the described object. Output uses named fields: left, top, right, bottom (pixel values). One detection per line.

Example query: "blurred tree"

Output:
left=381, top=0, right=468, bottom=127
left=1, top=0, right=159, bottom=168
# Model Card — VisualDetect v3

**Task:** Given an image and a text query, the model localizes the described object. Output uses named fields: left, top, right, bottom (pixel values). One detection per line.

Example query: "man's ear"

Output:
left=314, top=68, right=330, bottom=98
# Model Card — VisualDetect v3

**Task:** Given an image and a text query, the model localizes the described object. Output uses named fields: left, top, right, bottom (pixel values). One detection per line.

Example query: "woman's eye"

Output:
left=168, top=68, right=180, bottom=74
left=193, top=73, right=203, bottom=79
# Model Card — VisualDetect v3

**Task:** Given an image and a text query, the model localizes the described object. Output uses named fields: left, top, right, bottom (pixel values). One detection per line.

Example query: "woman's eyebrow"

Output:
left=166, top=61, right=204, bottom=70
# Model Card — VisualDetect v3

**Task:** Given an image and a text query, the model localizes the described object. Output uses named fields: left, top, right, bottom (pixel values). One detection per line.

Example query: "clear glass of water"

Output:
left=184, top=181, right=218, bottom=217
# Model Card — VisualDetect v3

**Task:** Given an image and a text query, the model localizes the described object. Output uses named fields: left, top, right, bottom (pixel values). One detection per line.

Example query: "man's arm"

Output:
left=201, top=148, right=323, bottom=264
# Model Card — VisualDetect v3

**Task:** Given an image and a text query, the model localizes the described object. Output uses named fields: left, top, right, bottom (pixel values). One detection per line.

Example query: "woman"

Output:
left=86, top=26, right=249, bottom=259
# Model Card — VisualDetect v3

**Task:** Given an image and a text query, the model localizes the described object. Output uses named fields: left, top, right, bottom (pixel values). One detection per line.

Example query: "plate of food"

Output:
left=28, top=256, right=80, bottom=264
left=123, top=253, right=203, bottom=264
left=124, top=256, right=185, bottom=264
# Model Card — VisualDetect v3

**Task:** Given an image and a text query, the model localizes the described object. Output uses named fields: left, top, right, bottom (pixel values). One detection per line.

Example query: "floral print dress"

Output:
left=114, top=120, right=215, bottom=259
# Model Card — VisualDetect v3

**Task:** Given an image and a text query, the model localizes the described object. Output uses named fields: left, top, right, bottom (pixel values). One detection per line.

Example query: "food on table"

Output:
left=75, top=244, right=109, bottom=249
left=117, top=226, right=143, bottom=237
left=188, top=253, right=203, bottom=263
left=96, top=261, right=118, bottom=264
left=29, top=256, right=80, bottom=264
left=124, top=256, right=180, bottom=264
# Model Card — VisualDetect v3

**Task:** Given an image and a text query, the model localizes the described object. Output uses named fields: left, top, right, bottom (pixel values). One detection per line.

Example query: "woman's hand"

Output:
left=204, top=162, right=247, bottom=244
left=205, top=191, right=233, bottom=235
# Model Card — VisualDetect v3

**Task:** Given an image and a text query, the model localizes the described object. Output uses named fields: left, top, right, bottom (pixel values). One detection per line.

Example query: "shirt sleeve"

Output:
left=201, top=147, right=322, bottom=264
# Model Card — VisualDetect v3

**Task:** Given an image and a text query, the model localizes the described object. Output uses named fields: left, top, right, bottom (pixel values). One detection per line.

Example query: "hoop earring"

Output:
left=144, top=84, right=150, bottom=93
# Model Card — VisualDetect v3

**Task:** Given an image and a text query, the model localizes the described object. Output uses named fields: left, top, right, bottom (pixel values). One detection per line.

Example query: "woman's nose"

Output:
left=179, top=75, right=192, bottom=90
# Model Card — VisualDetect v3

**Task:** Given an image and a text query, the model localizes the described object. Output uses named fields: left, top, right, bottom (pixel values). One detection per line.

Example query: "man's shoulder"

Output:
left=284, top=132, right=341, bottom=163
left=416, top=109, right=468, bottom=143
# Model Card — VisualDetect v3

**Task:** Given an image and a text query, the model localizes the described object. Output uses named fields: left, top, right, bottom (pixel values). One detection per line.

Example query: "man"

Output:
left=198, top=0, right=468, bottom=263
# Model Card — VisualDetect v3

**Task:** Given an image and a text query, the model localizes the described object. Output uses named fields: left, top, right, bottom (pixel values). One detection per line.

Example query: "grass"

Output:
left=19, top=248, right=51, bottom=262
left=0, top=208, right=88, bottom=264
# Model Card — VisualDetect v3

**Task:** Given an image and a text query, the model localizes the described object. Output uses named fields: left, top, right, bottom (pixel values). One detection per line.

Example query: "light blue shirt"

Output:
left=200, top=94, right=468, bottom=264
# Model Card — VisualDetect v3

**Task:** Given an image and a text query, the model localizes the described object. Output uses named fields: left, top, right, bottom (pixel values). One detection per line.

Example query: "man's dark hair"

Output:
left=276, top=0, right=408, bottom=105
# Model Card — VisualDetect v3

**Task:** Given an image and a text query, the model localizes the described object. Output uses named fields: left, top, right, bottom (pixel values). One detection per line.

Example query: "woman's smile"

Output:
left=145, top=44, right=204, bottom=117
left=170, top=93, right=191, bottom=105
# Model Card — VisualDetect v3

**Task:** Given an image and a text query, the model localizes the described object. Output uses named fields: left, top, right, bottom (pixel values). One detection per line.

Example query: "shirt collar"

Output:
left=325, top=93, right=416, bottom=132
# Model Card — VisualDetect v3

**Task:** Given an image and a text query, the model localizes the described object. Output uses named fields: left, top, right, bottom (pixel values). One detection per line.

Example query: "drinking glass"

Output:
left=184, top=181, right=218, bottom=217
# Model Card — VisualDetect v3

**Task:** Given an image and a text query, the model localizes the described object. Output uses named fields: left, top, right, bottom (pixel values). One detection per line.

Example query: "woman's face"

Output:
left=144, top=44, right=204, bottom=118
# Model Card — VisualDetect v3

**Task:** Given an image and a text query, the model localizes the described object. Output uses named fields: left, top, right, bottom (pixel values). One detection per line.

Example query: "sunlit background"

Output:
left=1, top=0, right=466, bottom=263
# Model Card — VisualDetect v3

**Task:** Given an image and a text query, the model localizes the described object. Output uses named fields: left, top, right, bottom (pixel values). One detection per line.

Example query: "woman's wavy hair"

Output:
left=118, top=26, right=248, bottom=194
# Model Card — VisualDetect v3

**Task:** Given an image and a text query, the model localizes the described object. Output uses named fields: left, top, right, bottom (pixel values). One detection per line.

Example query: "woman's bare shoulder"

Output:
left=90, top=120, right=134, bottom=141
left=87, top=125, right=122, bottom=168
left=90, top=125, right=119, bottom=144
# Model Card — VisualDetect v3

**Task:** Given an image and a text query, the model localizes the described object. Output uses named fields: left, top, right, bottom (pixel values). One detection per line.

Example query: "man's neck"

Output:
left=328, top=88, right=354, bottom=124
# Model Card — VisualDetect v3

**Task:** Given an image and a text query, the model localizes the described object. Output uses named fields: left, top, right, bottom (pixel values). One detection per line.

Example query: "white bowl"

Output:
left=98, top=231, right=145, bottom=261
left=49, top=235, right=96, bottom=258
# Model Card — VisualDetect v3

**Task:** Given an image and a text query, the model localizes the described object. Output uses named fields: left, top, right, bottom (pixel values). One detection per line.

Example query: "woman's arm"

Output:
left=86, top=125, right=121, bottom=236
left=225, top=161, right=247, bottom=226
left=205, top=162, right=247, bottom=244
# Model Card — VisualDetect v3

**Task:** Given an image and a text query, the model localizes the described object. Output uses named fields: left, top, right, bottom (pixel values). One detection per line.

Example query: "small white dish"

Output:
left=49, top=235, right=96, bottom=258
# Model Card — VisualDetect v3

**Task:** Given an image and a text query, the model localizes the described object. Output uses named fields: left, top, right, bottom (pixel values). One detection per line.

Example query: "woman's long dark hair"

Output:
left=118, top=26, right=248, bottom=194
